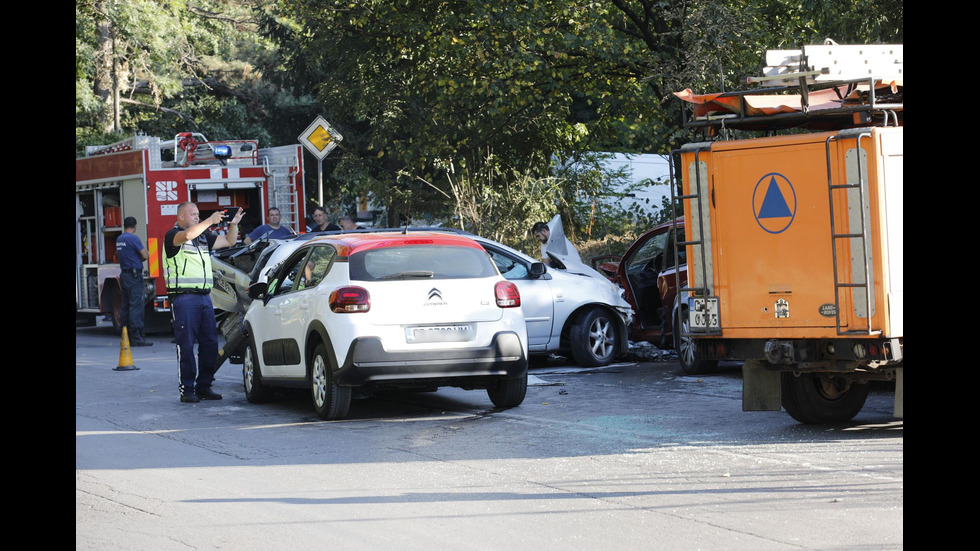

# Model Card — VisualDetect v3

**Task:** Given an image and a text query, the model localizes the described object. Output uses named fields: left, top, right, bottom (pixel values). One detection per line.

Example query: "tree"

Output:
left=77, top=0, right=902, bottom=246
left=76, top=0, right=319, bottom=156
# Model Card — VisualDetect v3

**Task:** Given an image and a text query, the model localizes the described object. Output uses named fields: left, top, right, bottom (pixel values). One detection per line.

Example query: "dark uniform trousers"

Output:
left=171, top=292, right=219, bottom=394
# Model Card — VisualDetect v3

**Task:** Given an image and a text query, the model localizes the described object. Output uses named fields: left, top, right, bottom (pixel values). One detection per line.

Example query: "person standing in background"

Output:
left=339, top=214, right=365, bottom=231
left=116, top=216, right=153, bottom=346
left=308, top=206, right=340, bottom=232
left=244, top=207, right=295, bottom=245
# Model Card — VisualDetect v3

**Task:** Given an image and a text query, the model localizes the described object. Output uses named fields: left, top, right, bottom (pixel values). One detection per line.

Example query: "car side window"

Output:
left=298, top=246, right=335, bottom=290
left=664, top=229, right=686, bottom=270
left=625, top=231, right=668, bottom=275
left=486, top=248, right=528, bottom=280
left=268, top=249, right=312, bottom=297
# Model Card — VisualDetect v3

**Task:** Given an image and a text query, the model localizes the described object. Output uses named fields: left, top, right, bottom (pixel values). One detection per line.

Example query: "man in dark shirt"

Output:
left=308, top=206, right=341, bottom=232
left=115, top=216, right=152, bottom=347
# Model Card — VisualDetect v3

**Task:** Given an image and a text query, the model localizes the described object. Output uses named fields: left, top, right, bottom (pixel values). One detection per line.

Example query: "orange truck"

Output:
left=672, top=43, right=903, bottom=423
left=75, top=132, right=305, bottom=333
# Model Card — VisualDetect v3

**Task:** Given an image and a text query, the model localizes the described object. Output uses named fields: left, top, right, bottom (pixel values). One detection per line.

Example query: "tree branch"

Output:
left=118, top=97, right=200, bottom=129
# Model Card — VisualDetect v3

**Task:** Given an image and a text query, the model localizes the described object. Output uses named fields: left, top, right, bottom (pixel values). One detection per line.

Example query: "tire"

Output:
left=675, top=309, right=719, bottom=375
left=105, top=286, right=122, bottom=334
left=569, top=308, right=618, bottom=367
left=309, top=342, right=351, bottom=420
left=781, top=372, right=870, bottom=424
left=243, top=334, right=274, bottom=403
left=487, top=372, right=528, bottom=408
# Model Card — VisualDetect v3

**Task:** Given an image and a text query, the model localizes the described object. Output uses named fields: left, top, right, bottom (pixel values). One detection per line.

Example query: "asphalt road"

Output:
left=76, top=321, right=903, bottom=550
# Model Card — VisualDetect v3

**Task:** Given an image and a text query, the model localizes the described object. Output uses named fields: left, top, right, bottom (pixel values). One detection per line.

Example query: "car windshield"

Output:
left=349, top=245, right=497, bottom=281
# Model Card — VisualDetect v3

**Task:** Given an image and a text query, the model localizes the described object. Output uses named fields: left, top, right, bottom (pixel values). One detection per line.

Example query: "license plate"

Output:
left=405, top=324, right=474, bottom=343
left=689, top=297, right=720, bottom=331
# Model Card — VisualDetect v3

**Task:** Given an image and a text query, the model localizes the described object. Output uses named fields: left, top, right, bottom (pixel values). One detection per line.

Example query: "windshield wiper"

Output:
left=380, top=271, right=434, bottom=280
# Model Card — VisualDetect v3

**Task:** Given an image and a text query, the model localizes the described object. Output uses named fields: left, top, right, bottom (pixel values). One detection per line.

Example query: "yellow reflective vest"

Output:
left=164, top=228, right=213, bottom=293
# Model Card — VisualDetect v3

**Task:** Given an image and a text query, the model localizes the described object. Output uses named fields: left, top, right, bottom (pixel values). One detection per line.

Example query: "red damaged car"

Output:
left=594, top=218, right=717, bottom=375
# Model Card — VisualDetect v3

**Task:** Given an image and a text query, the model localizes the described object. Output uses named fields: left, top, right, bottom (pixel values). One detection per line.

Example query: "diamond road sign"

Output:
left=299, top=116, right=343, bottom=160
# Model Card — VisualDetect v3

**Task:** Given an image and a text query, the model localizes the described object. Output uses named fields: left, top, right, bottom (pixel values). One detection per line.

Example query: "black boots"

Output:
left=195, top=387, right=223, bottom=400
left=130, top=328, right=153, bottom=347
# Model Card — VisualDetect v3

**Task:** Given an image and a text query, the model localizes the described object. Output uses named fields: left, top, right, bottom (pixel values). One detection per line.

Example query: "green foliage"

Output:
left=77, top=0, right=902, bottom=243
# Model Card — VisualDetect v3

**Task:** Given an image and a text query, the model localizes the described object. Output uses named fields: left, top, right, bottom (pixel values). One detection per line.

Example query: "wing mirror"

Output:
left=247, top=281, right=268, bottom=301
left=529, top=262, right=547, bottom=279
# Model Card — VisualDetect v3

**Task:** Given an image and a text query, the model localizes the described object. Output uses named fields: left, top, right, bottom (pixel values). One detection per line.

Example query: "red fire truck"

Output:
left=75, top=132, right=306, bottom=333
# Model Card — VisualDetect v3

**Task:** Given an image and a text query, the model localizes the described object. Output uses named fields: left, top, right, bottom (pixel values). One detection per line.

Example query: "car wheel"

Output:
left=243, top=334, right=274, bottom=403
left=569, top=308, right=618, bottom=367
left=309, top=342, right=351, bottom=420
left=487, top=372, right=528, bottom=408
left=675, top=309, right=719, bottom=375
left=781, top=372, right=870, bottom=424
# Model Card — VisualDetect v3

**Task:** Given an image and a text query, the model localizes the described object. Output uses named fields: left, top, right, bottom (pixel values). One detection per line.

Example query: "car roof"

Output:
left=641, top=217, right=684, bottom=237
left=299, top=230, right=487, bottom=258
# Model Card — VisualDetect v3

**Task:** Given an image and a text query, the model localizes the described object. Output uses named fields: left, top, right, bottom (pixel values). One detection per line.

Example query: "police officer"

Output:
left=164, top=202, right=243, bottom=403
left=116, top=216, right=152, bottom=346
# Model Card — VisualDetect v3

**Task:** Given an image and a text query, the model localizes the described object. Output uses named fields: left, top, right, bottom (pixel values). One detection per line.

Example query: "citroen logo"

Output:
left=428, top=288, right=442, bottom=301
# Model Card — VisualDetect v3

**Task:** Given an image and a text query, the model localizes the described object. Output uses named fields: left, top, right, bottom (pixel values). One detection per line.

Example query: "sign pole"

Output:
left=318, top=160, right=323, bottom=207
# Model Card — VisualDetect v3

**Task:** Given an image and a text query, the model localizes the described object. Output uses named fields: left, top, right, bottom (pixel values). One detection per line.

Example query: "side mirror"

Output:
left=529, top=262, right=547, bottom=279
left=247, top=281, right=268, bottom=301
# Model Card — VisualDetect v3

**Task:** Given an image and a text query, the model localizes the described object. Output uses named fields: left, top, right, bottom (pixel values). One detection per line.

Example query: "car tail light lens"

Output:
left=495, top=281, right=520, bottom=308
left=329, top=286, right=371, bottom=313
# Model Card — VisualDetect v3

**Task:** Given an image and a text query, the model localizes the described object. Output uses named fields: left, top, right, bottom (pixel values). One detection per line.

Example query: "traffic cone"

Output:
left=114, top=327, right=140, bottom=371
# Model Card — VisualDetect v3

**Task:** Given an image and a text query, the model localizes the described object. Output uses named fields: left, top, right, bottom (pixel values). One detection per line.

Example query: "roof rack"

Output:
left=676, top=42, right=903, bottom=132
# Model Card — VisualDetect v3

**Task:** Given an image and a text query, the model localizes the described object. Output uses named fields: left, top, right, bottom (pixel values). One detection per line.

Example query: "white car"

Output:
left=469, top=234, right=633, bottom=367
left=241, top=231, right=529, bottom=420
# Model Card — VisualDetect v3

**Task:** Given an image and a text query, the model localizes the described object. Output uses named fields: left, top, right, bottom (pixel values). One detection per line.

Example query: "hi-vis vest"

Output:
left=165, top=228, right=213, bottom=293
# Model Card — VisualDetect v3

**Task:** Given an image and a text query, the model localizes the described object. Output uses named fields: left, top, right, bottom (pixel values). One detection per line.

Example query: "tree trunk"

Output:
left=93, top=2, right=115, bottom=134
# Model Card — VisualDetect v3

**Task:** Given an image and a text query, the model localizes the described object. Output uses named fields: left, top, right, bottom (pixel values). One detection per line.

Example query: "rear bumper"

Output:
left=335, top=331, right=527, bottom=387
left=695, top=336, right=903, bottom=367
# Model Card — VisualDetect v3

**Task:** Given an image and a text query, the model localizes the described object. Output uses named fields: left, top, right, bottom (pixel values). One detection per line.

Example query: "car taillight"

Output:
left=495, top=281, right=520, bottom=308
left=329, top=286, right=371, bottom=313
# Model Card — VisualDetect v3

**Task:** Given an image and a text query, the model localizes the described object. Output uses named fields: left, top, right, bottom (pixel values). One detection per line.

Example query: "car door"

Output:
left=656, top=226, right=687, bottom=339
left=620, top=227, right=670, bottom=343
left=483, top=244, right=555, bottom=350
left=252, top=247, right=318, bottom=377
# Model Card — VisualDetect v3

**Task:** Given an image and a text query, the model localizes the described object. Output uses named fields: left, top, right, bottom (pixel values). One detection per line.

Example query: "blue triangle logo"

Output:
left=758, top=176, right=792, bottom=219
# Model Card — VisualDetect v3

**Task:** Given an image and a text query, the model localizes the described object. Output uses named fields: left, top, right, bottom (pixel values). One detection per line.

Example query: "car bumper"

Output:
left=335, top=331, right=527, bottom=386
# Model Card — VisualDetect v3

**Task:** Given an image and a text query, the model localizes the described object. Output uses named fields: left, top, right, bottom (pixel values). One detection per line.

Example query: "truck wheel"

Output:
left=781, top=372, right=870, bottom=424
left=487, top=372, right=528, bottom=408
left=675, top=310, right=718, bottom=375
left=309, top=342, right=351, bottom=420
left=243, top=334, right=274, bottom=403
left=569, top=308, right=618, bottom=367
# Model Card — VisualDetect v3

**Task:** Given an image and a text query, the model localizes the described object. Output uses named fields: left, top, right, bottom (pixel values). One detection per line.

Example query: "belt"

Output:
left=171, top=289, right=211, bottom=296
left=121, top=269, right=142, bottom=275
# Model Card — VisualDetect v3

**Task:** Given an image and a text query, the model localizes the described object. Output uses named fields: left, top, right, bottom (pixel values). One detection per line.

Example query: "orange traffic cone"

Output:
left=114, top=327, right=140, bottom=371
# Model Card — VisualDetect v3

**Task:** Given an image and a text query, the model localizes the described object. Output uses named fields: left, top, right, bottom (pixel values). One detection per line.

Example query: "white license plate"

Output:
left=405, top=324, right=474, bottom=343
left=690, top=297, right=720, bottom=331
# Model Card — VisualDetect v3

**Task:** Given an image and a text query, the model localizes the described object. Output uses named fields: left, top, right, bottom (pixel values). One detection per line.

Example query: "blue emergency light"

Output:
left=212, top=144, right=233, bottom=159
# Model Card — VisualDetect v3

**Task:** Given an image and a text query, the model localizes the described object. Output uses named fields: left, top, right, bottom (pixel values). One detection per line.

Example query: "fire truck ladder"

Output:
left=826, top=128, right=878, bottom=336
left=263, top=155, right=301, bottom=233
left=670, top=143, right=720, bottom=336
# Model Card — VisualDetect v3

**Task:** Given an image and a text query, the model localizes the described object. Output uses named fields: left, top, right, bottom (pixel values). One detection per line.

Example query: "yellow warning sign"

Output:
left=308, top=127, right=333, bottom=151
left=299, top=116, right=343, bottom=160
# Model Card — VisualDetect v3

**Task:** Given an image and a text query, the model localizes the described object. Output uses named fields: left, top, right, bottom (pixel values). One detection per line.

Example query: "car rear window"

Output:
left=349, top=244, right=497, bottom=281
